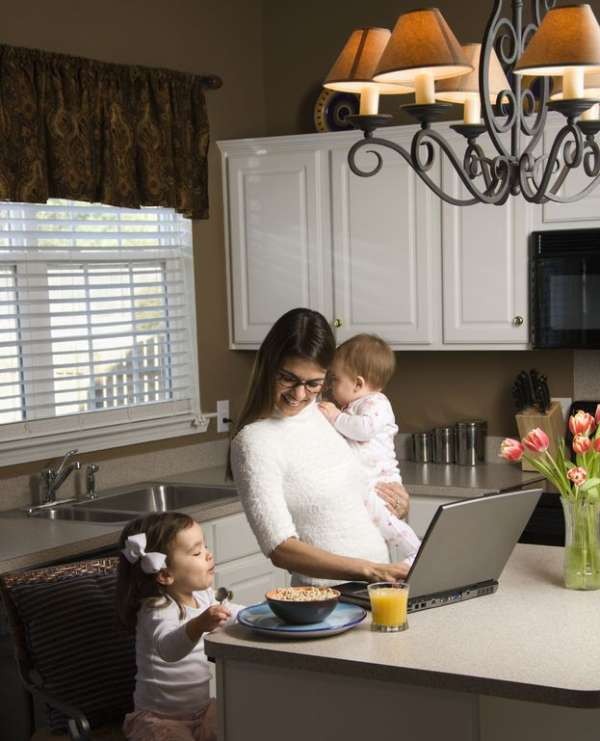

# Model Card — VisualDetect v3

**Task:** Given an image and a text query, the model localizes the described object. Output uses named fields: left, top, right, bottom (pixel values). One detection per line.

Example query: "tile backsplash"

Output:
left=574, top=350, right=600, bottom=401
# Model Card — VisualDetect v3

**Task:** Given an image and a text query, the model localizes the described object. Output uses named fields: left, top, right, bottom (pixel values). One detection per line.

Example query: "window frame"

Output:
left=0, top=202, right=202, bottom=466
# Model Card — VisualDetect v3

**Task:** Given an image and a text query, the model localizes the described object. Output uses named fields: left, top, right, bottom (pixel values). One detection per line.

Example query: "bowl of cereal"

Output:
left=265, top=586, right=340, bottom=624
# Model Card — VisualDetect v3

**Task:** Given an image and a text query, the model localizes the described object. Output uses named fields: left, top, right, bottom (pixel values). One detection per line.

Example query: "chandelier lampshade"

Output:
left=436, top=43, right=510, bottom=123
left=373, top=9, right=472, bottom=104
left=324, top=27, right=412, bottom=115
left=515, top=4, right=600, bottom=77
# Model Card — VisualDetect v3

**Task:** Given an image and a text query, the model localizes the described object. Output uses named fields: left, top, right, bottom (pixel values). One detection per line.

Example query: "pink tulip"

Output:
left=500, top=438, right=525, bottom=462
left=522, top=428, right=550, bottom=453
left=569, top=410, right=596, bottom=437
left=596, top=404, right=600, bottom=426
left=573, top=434, right=592, bottom=454
left=567, top=467, right=588, bottom=487
left=593, top=437, right=600, bottom=453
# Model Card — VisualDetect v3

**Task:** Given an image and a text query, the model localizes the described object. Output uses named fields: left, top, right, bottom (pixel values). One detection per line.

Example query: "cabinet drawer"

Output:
left=212, top=512, right=261, bottom=564
left=214, top=553, right=282, bottom=607
left=408, top=495, right=459, bottom=539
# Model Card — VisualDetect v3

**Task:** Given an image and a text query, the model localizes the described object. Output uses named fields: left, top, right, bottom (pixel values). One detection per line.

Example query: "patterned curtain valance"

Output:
left=0, top=44, right=218, bottom=218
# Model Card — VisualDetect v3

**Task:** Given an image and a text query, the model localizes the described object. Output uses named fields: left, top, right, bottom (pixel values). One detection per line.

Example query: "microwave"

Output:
left=530, top=228, right=600, bottom=349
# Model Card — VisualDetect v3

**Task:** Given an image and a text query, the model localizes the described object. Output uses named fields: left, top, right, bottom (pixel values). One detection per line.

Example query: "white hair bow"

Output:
left=121, top=533, right=167, bottom=574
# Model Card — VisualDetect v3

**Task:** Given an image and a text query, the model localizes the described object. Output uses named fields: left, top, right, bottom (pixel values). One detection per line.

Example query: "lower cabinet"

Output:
left=204, top=511, right=290, bottom=603
left=204, top=510, right=289, bottom=698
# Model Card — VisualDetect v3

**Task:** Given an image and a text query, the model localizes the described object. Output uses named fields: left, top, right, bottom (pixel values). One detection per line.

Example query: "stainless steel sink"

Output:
left=31, top=507, right=130, bottom=523
left=81, top=483, right=237, bottom=513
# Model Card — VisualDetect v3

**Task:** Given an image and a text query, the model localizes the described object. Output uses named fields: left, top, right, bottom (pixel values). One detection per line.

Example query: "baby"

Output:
left=319, top=333, right=420, bottom=564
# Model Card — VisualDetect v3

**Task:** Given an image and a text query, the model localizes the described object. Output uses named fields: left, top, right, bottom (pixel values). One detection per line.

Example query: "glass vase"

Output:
left=561, top=497, right=600, bottom=590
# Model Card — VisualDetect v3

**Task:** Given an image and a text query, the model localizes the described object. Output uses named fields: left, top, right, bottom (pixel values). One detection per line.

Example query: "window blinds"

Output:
left=0, top=200, right=197, bottom=449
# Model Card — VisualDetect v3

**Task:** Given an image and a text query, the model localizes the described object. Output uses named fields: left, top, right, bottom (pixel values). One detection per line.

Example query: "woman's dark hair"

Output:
left=116, top=511, right=195, bottom=632
left=226, top=308, right=335, bottom=477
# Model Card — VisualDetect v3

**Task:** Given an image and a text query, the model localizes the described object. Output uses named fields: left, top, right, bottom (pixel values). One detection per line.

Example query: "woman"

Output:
left=229, top=307, right=410, bottom=586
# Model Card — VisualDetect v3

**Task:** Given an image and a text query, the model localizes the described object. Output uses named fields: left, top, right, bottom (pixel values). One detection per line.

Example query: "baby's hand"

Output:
left=196, top=604, right=231, bottom=634
left=318, top=401, right=340, bottom=424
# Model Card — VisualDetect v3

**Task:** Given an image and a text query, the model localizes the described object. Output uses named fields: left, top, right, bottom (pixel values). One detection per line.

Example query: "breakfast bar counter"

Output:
left=205, top=544, right=600, bottom=741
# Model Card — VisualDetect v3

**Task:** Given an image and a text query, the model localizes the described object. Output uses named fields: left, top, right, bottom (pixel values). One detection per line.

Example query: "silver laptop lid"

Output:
left=407, top=488, right=542, bottom=600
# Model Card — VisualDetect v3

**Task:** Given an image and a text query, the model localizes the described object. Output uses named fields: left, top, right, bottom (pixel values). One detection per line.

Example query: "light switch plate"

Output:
left=217, top=400, right=230, bottom=433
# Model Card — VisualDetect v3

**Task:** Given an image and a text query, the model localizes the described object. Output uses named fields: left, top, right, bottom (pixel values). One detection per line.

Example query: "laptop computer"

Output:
left=336, top=488, right=542, bottom=613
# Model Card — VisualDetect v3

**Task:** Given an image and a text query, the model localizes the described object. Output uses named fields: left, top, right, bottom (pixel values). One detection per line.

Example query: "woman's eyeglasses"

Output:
left=276, top=370, right=325, bottom=394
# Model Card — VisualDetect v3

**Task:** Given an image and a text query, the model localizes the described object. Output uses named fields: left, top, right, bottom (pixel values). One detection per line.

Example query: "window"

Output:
left=0, top=200, right=200, bottom=465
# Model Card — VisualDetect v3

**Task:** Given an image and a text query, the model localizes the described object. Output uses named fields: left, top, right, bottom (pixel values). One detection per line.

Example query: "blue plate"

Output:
left=237, top=601, right=367, bottom=638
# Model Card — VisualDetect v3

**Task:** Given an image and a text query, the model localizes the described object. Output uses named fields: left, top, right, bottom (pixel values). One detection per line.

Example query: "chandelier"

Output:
left=322, top=2, right=600, bottom=206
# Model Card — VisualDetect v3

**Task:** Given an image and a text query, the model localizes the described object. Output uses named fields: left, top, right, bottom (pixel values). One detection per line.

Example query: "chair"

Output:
left=0, top=557, right=135, bottom=741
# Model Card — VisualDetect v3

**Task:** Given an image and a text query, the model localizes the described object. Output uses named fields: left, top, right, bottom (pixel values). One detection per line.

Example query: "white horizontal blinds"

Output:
left=0, top=199, right=194, bottom=425
left=0, top=265, right=24, bottom=424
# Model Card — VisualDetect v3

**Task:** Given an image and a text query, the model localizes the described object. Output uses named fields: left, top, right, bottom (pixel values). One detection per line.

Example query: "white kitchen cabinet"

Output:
left=221, top=144, right=332, bottom=346
left=406, top=494, right=460, bottom=539
left=205, top=511, right=289, bottom=598
left=331, top=132, right=442, bottom=346
left=441, top=134, right=530, bottom=347
left=220, top=126, right=537, bottom=350
left=538, top=116, right=600, bottom=227
left=213, top=552, right=283, bottom=607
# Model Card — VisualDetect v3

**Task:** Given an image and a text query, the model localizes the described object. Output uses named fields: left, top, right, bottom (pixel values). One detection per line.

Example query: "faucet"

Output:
left=42, top=449, right=81, bottom=504
left=86, top=464, right=99, bottom=499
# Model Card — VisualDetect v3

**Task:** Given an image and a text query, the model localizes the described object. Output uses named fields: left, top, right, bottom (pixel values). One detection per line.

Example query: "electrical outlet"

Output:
left=217, top=400, right=230, bottom=433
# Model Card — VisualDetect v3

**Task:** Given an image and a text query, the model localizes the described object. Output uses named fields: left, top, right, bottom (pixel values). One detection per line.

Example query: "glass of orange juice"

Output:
left=367, top=581, right=409, bottom=632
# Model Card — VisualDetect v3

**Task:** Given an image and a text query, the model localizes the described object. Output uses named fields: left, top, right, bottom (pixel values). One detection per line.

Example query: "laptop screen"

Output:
left=407, top=488, right=542, bottom=600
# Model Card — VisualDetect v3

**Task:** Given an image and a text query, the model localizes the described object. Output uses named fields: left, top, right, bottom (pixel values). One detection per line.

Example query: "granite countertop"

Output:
left=0, top=462, right=542, bottom=575
left=205, top=544, right=599, bottom=708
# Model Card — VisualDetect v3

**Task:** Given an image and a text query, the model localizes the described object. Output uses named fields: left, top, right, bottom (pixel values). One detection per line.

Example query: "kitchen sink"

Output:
left=80, top=483, right=237, bottom=513
left=31, top=507, right=130, bottom=523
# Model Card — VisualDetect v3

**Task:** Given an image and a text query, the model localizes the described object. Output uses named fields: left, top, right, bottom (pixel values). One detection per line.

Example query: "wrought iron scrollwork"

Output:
left=346, top=0, right=600, bottom=206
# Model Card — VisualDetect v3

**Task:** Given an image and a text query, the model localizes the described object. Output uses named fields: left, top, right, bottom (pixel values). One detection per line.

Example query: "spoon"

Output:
left=215, top=587, right=233, bottom=605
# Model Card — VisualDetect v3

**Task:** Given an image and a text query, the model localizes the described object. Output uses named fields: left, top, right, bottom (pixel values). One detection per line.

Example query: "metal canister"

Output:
left=434, top=425, right=455, bottom=464
left=455, top=420, right=487, bottom=466
left=412, top=431, right=434, bottom=463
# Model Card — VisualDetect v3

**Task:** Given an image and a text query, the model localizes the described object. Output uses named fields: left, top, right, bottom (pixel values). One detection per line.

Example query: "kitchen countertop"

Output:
left=205, top=544, right=599, bottom=708
left=0, top=462, right=542, bottom=575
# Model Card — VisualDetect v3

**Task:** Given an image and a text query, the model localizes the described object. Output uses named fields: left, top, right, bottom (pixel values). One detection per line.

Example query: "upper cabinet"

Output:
left=538, top=116, right=600, bottom=228
left=223, top=145, right=332, bottom=346
left=219, top=123, right=599, bottom=351
left=441, top=134, right=530, bottom=346
left=330, top=129, right=441, bottom=346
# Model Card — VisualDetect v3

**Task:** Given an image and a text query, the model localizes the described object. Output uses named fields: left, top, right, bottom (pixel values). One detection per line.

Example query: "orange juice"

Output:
left=368, top=584, right=409, bottom=631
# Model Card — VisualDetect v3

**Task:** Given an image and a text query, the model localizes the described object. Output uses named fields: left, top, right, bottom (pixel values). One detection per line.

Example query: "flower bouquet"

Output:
left=500, top=407, right=600, bottom=590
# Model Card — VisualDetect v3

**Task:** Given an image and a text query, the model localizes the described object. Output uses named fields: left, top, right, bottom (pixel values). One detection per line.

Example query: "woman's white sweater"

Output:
left=230, top=401, right=390, bottom=586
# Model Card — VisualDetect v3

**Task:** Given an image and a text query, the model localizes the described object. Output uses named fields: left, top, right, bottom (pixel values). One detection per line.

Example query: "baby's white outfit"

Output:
left=333, top=392, right=421, bottom=563
left=133, top=588, right=241, bottom=715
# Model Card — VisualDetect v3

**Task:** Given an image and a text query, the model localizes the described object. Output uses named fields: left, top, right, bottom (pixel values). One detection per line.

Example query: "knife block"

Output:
left=515, top=401, right=565, bottom=472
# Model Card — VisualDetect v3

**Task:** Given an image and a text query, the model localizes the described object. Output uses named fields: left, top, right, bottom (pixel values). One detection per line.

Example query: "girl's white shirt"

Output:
left=230, top=401, right=391, bottom=586
left=133, top=588, right=241, bottom=715
left=333, top=392, right=401, bottom=488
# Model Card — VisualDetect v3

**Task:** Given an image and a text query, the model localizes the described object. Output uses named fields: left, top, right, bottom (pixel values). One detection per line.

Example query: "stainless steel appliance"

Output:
left=530, top=228, right=600, bottom=349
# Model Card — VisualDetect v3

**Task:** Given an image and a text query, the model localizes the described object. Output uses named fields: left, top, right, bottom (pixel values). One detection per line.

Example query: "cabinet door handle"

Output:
left=333, top=318, right=343, bottom=328
left=512, top=315, right=524, bottom=327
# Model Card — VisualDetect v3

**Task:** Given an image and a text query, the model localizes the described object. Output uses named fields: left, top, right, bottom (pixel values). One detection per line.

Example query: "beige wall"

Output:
left=0, top=0, right=262, bottom=478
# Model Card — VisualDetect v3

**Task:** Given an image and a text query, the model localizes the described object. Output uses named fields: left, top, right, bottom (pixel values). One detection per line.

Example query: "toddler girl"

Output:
left=116, top=512, right=242, bottom=741
left=319, top=333, right=421, bottom=564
